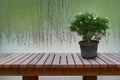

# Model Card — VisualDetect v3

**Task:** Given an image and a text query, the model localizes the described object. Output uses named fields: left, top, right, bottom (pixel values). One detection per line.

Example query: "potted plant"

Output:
left=70, top=12, right=109, bottom=59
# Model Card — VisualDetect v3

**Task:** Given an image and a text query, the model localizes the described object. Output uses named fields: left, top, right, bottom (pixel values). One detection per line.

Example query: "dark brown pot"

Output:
left=79, top=40, right=99, bottom=59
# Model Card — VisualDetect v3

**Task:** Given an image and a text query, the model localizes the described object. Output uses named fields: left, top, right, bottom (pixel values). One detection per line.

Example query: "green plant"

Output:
left=70, top=12, right=109, bottom=43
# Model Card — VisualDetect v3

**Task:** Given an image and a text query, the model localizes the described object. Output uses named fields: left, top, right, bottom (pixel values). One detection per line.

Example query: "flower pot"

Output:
left=79, top=40, right=99, bottom=59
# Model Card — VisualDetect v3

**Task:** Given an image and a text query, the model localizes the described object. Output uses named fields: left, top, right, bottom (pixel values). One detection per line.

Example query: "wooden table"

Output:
left=0, top=53, right=120, bottom=80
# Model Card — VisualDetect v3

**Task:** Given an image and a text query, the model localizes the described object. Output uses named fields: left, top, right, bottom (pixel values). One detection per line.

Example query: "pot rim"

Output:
left=79, top=40, right=99, bottom=45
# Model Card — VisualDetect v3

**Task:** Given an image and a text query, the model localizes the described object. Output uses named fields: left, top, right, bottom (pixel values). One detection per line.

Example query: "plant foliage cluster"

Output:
left=70, top=12, right=109, bottom=42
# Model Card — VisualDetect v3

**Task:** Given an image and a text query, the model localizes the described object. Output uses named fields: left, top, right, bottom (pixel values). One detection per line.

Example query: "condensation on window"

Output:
left=0, top=0, right=120, bottom=53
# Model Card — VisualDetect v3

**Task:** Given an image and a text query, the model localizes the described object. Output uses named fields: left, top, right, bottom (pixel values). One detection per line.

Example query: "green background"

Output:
left=0, top=0, right=120, bottom=53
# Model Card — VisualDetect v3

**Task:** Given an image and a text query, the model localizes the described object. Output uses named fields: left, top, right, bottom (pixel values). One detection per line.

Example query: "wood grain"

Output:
left=60, top=53, right=67, bottom=68
left=0, top=54, right=22, bottom=68
left=11, top=53, right=33, bottom=68
left=52, top=54, right=60, bottom=68
left=72, top=53, right=83, bottom=68
left=101, top=53, right=120, bottom=68
left=44, top=53, right=55, bottom=68
left=28, top=53, right=43, bottom=68
left=0, top=54, right=12, bottom=59
left=94, top=57, right=107, bottom=68
left=66, top=53, right=75, bottom=68
left=3, top=53, right=27, bottom=68
left=36, top=53, right=49, bottom=68
left=98, top=53, right=116, bottom=68
left=106, top=53, right=120, bottom=62
left=88, top=58, right=100, bottom=68
left=20, top=54, right=38, bottom=68
left=77, top=53, right=91, bottom=68
left=0, top=54, right=19, bottom=62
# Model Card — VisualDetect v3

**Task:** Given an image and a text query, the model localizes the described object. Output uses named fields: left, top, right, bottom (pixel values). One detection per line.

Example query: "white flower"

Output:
left=93, top=17, right=96, bottom=20
left=80, top=21, right=82, bottom=24
left=105, top=17, right=108, bottom=19
left=79, top=12, right=82, bottom=15
left=93, top=15, right=98, bottom=18
left=106, top=22, right=108, bottom=24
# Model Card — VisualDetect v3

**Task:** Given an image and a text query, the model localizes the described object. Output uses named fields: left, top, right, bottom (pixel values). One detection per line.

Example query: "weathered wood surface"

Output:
left=0, top=53, right=120, bottom=76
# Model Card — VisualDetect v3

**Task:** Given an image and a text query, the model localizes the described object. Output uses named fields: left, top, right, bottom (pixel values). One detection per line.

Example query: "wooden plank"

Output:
left=20, top=54, right=38, bottom=68
left=116, top=53, right=120, bottom=56
left=52, top=54, right=60, bottom=68
left=101, top=53, right=120, bottom=68
left=101, top=53, right=120, bottom=63
left=0, top=53, right=19, bottom=62
left=77, top=53, right=91, bottom=68
left=44, top=53, right=55, bottom=68
left=88, top=58, right=100, bottom=68
left=28, top=53, right=43, bottom=68
left=36, top=53, right=49, bottom=68
left=0, top=54, right=22, bottom=68
left=0, top=53, right=8, bottom=58
left=3, top=53, right=27, bottom=68
left=0, top=53, right=120, bottom=76
left=0, top=53, right=4, bottom=56
left=0, top=53, right=10, bottom=58
left=98, top=54, right=116, bottom=68
left=72, top=53, right=83, bottom=68
left=23, top=76, right=38, bottom=80
left=109, top=53, right=120, bottom=61
left=105, top=53, right=120, bottom=62
left=60, top=53, right=67, bottom=68
left=0, top=54, right=12, bottom=59
left=94, top=56, right=107, bottom=68
left=66, top=53, right=75, bottom=68
left=11, top=53, right=33, bottom=68
left=114, top=53, right=120, bottom=58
